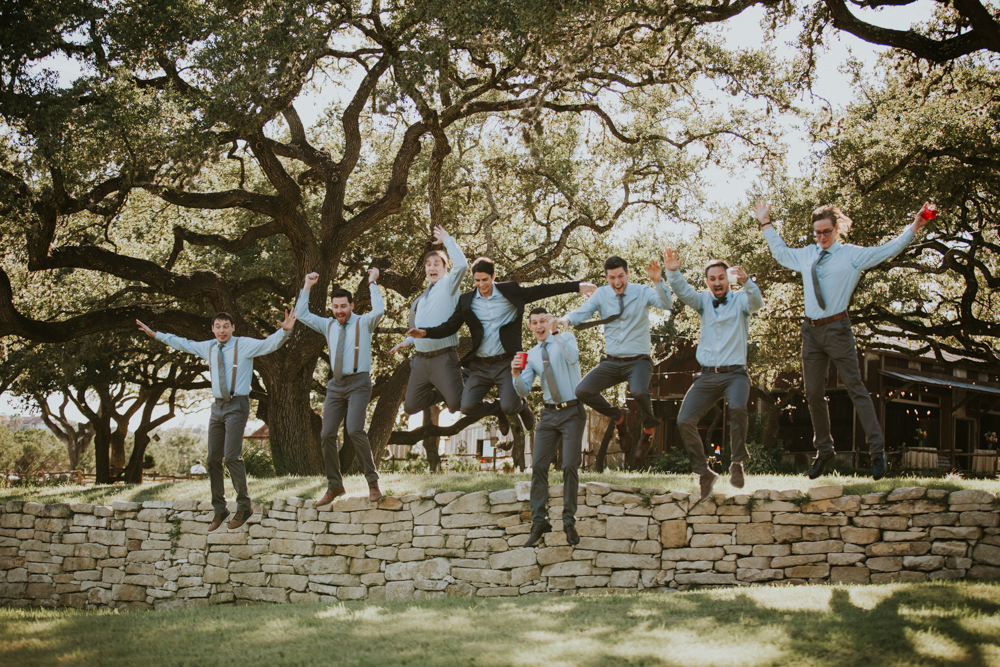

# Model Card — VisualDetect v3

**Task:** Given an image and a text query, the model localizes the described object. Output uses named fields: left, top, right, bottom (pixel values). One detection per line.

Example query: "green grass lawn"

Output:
left=2, top=470, right=998, bottom=507
left=2, top=582, right=999, bottom=666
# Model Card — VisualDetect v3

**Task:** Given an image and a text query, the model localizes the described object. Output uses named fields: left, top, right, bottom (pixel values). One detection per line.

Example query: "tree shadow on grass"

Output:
left=3, top=583, right=999, bottom=667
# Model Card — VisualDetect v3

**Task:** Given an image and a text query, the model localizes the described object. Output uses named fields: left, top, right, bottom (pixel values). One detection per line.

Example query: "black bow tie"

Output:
left=713, top=295, right=728, bottom=308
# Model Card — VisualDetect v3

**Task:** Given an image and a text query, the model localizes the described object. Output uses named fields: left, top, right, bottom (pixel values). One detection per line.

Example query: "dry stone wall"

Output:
left=1, top=483, right=999, bottom=610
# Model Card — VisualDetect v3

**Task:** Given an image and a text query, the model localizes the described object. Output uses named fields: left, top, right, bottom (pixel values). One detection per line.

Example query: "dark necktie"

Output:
left=217, top=343, right=232, bottom=401
left=333, top=322, right=347, bottom=380
left=541, top=341, right=563, bottom=404
left=574, top=292, right=625, bottom=331
left=713, top=295, right=728, bottom=308
left=811, top=249, right=829, bottom=310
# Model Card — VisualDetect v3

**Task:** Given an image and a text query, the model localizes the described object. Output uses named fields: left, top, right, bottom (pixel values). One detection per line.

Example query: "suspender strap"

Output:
left=231, top=339, right=238, bottom=393
left=328, top=318, right=363, bottom=375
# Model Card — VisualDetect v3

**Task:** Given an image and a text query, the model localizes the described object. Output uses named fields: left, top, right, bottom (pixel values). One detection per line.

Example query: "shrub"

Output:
left=649, top=448, right=692, bottom=474
left=242, top=444, right=276, bottom=479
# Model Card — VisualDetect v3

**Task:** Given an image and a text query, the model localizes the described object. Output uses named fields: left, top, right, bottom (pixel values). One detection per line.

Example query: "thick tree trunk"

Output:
left=92, top=423, right=113, bottom=484
left=122, top=432, right=150, bottom=484
left=369, top=358, right=412, bottom=465
left=264, top=370, right=324, bottom=475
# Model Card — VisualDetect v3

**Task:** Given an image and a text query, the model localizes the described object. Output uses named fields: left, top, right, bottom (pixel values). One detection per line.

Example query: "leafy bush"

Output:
left=242, top=444, right=277, bottom=479
left=649, top=448, right=692, bottom=474
left=444, top=455, right=479, bottom=473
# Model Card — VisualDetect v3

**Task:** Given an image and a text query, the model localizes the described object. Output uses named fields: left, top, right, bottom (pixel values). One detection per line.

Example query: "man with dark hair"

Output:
left=755, top=198, right=935, bottom=480
left=136, top=310, right=297, bottom=531
left=663, top=249, right=763, bottom=501
left=557, top=253, right=673, bottom=457
left=406, top=255, right=594, bottom=434
left=296, top=268, right=385, bottom=504
left=512, top=307, right=586, bottom=546
left=389, top=226, right=468, bottom=416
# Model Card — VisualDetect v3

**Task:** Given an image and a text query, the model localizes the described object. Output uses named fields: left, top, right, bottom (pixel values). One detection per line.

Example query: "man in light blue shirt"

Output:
left=137, top=310, right=296, bottom=531
left=296, top=268, right=384, bottom=505
left=389, top=226, right=468, bottom=416
left=512, top=308, right=585, bottom=547
left=557, top=254, right=673, bottom=459
left=756, top=198, right=934, bottom=480
left=664, top=250, right=763, bottom=501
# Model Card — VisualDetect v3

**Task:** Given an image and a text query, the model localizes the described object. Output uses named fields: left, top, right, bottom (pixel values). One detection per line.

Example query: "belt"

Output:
left=475, top=353, right=514, bottom=364
left=603, top=354, right=650, bottom=362
left=804, top=311, right=848, bottom=326
left=700, top=365, right=746, bottom=374
left=414, top=346, right=456, bottom=359
left=544, top=399, right=580, bottom=410
left=215, top=395, right=247, bottom=402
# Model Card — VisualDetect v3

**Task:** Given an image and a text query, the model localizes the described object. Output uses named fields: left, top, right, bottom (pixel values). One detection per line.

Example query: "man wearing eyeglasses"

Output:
left=754, top=199, right=934, bottom=480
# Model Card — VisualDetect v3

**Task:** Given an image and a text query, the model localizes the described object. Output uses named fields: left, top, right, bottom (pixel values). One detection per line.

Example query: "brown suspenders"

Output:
left=326, top=318, right=362, bottom=375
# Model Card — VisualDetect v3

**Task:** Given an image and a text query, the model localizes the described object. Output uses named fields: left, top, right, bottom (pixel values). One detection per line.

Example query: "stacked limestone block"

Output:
left=0, top=483, right=997, bottom=609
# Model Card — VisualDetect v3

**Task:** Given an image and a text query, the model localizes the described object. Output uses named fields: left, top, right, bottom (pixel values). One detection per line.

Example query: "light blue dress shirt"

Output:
left=666, top=269, right=763, bottom=367
left=470, top=288, right=518, bottom=358
left=564, top=281, right=672, bottom=357
left=405, top=235, right=469, bottom=352
left=514, top=332, right=582, bottom=404
left=763, top=226, right=915, bottom=319
left=156, top=328, right=291, bottom=399
left=295, top=283, right=385, bottom=374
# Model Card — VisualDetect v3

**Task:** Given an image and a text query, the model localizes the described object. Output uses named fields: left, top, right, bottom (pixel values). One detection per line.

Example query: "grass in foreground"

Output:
left=1, top=470, right=998, bottom=507
left=2, top=582, right=1000, bottom=666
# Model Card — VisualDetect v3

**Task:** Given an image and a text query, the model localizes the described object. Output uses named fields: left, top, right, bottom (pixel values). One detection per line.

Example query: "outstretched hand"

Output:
left=663, top=248, right=682, bottom=272
left=278, top=310, right=297, bottom=331
left=136, top=320, right=156, bottom=338
left=404, top=328, right=427, bottom=339
left=646, top=257, right=663, bottom=283
left=754, top=199, right=771, bottom=226
left=432, top=225, right=448, bottom=244
left=912, top=201, right=936, bottom=231
left=731, top=266, right=749, bottom=284
left=579, top=282, right=597, bottom=295
left=389, top=339, right=412, bottom=354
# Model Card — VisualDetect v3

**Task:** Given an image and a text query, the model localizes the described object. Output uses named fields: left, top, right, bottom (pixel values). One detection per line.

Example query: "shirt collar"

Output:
left=817, top=241, right=843, bottom=255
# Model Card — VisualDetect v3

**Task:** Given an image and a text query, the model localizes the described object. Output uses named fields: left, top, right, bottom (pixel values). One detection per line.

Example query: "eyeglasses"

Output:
left=814, top=228, right=836, bottom=238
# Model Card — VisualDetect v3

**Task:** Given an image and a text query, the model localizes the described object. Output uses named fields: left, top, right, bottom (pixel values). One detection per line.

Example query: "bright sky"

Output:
left=2, top=2, right=935, bottom=434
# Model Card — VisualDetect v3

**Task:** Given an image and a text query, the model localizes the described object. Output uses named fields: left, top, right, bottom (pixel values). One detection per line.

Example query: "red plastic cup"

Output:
left=514, top=351, right=529, bottom=370
left=920, top=202, right=938, bottom=220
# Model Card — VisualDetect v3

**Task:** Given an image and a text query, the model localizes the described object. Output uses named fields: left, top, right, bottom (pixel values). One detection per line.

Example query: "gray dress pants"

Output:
left=207, top=396, right=251, bottom=514
left=321, top=372, right=379, bottom=489
left=530, top=404, right=585, bottom=528
left=574, top=356, right=658, bottom=429
left=403, top=348, right=465, bottom=415
left=461, top=357, right=525, bottom=419
left=676, top=370, right=750, bottom=475
left=801, top=317, right=884, bottom=454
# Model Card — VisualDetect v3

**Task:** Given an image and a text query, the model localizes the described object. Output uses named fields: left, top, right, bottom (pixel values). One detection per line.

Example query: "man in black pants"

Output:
left=407, top=257, right=594, bottom=433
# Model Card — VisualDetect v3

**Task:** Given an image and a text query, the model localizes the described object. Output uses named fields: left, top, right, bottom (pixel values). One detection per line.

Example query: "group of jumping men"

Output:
left=136, top=199, right=935, bottom=544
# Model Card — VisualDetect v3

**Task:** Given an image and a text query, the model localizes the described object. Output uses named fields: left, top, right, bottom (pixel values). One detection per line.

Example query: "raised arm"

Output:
left=438, top=227, right=469, bottom=296
left=142, top=321, right=213, bottom=361
left=294, top=273, right=331, bottom=335
left=663, top=247, right=701, bottom=313
left=645, top=252, right=673, bottom=311
left=736, top=267, right=763, bottom=314
left=243, top=310, right=296, bottom=358
left=849, top=218, right=923, bottom=271
left=562, top=289, right=602, bottom=327
left=553, top=330, right=580, bottom=364
left=756, top=199, right=806, bottom=272
left=366, top=269, right=385, bottom=328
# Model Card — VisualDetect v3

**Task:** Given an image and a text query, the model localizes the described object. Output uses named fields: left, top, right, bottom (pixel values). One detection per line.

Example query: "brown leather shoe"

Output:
left=368, top=483, right=383, bottom=503
left=614, top=408, right=630, bottom=448
left=227, top=508, right=254, bottom=530
left=208, top=511, right=230, bottom=532
left=730, top=463, right=745, bottom=489
left=697, top=470, right=719, bottom=504
left=317, top=486, right=346, bottom=507
left=634, top=429, right=654, bottom=460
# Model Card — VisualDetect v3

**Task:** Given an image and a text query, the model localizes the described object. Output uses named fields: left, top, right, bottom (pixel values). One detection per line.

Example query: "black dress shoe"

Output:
left=564, top=524, right=580, bottom=546
left=808, top=450, right=836, bottom=480
left=524, top=522, right=551, bottom=547
left=497, top=410, right=511, bottom=436
left=871, top=452, right=887, bottom=481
